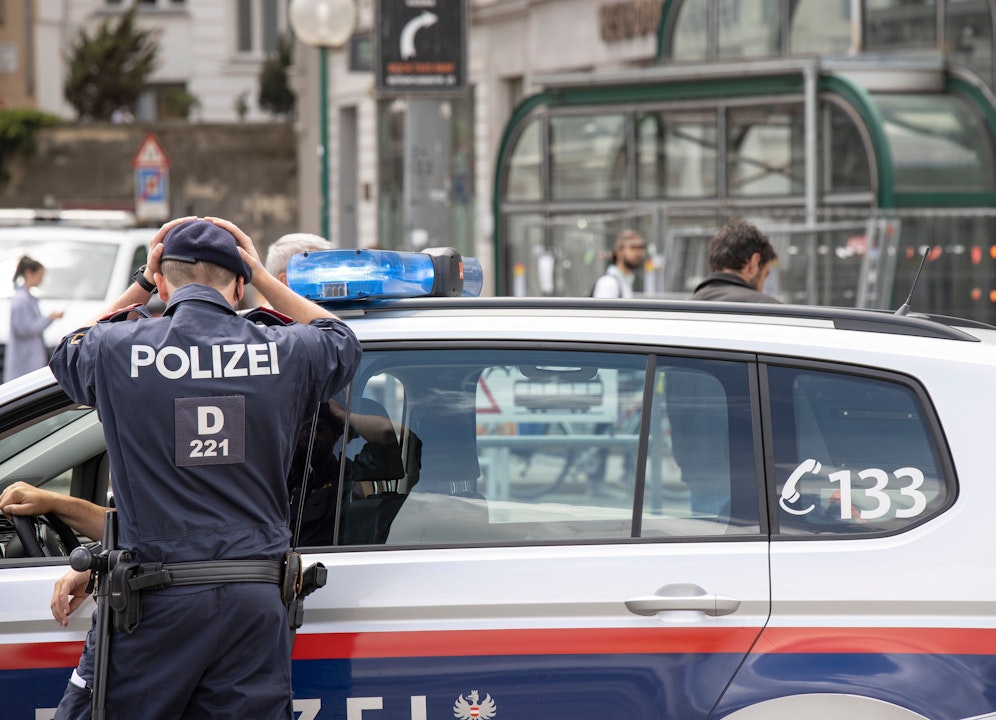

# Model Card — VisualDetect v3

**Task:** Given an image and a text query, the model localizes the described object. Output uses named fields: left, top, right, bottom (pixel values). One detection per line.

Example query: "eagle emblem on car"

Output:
left=453, top=690, right=497, bottom=720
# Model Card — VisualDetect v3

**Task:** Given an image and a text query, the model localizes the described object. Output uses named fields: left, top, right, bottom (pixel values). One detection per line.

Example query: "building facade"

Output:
left=492, top=0, right=996, bottom=322
left=26, top=0, right=287, bottom=123
left=300, top=0, right=666, bottom=290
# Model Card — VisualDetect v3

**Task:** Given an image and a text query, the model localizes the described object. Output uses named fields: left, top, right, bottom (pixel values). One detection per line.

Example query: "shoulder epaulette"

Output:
left=244, top=306, right=295, bottom=327
left=98, top=303, right=152, bottom=323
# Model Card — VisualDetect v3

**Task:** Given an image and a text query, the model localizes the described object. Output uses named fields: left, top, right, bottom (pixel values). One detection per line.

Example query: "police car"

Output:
left=2, top=246, right=996, bottom=720
left=0, top=209, right=159, bottom=377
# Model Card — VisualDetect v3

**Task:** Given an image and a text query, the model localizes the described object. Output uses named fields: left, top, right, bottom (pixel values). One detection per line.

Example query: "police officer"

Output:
left=46, top=216, right=361, bottom=720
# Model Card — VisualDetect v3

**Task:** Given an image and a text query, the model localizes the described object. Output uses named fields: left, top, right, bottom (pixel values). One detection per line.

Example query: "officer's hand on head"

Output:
left=148, top=216, right=197, bottom=277
left=51, top=569, right=92, bottom=627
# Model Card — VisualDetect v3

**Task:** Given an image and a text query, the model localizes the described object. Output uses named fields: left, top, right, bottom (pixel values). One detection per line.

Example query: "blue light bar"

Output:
left=287, top=247, right=484, bottom=302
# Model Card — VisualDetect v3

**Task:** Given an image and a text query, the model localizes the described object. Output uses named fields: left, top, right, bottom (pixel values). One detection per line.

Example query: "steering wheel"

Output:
left=11, top=513, right=81, bottom=558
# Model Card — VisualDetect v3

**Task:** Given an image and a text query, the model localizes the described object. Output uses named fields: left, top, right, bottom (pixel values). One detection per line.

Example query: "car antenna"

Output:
left=895, top=245, right=932, bottom=316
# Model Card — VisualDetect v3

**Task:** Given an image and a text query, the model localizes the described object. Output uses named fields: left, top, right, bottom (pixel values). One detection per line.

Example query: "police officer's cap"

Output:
left=162, top=219, right=253, bottom=282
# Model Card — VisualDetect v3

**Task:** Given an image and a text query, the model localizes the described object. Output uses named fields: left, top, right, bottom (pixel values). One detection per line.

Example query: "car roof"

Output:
left=337, top=297, right=994, bottom=339
left=4, top=298, right=993, bottom=407
left=332, top=297, right=996, bottom=371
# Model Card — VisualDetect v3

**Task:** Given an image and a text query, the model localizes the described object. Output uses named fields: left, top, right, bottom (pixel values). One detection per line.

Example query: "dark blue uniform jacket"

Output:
left=50, top=284, right=360, bottom=565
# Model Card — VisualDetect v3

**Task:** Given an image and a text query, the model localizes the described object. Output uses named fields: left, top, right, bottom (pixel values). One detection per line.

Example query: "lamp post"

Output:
left=289, top=0, right=357, bottom=243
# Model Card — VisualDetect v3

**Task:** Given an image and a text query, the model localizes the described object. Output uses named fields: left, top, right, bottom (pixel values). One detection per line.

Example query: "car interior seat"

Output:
left=384, top=400, right=491, bottom=544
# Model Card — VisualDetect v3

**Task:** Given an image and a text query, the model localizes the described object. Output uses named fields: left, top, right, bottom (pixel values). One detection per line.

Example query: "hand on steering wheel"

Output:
left=11, top=513, right=81, bottom=558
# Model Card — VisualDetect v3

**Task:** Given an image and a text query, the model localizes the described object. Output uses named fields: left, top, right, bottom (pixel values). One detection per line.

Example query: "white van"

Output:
left=0, top=210, right=158, bottom=378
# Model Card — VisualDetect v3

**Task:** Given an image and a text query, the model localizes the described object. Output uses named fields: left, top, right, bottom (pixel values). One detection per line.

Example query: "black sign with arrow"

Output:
left=376, top=0, right=466, bottom=93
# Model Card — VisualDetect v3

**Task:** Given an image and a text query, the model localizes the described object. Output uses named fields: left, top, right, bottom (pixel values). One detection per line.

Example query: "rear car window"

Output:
left=767, top=364, right=953, bottom=536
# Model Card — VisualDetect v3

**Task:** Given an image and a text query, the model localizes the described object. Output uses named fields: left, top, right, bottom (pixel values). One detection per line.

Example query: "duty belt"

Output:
left=126, top=559, right=284, bottom=591
left=110, top=558, right=290, bottom=634
left=106, top=554, right=325, bottom=633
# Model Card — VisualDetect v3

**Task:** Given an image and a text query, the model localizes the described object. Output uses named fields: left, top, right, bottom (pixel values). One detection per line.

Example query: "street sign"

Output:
left=132, top=134, right=170, bottom=223
left=349, top=31, right=374, bottom=72
left=376, top=0, right=466, bottom=93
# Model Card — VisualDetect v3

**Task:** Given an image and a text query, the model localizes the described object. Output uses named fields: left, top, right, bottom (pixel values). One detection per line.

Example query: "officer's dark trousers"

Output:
left=54, top=611, right=97, bottom=720
left=55, top=582, right=292, bottom=720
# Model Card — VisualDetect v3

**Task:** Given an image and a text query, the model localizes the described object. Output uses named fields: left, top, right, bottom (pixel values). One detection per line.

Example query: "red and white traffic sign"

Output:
left=132, top=134, right=170, bottom=222
left=132, top=133, right=170, bottom=169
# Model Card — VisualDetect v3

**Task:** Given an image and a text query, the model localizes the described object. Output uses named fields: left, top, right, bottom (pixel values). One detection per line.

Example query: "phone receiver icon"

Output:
left=779, top=458, right=822, bottom=515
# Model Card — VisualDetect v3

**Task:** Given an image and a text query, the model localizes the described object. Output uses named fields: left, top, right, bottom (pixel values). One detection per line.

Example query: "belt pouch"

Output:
left=282, top=552, right=303, bottom=606
left=108, top=561, right=143, bottom=634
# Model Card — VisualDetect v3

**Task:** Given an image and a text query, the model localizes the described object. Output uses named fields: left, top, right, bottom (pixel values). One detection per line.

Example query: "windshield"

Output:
left=0, top=407, right=94, bottom=465
left=0, top=240, right=119, bottom=301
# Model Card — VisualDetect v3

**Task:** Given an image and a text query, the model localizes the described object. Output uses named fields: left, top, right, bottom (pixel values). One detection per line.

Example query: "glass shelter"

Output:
left=494, top=0, right=996, bottom=322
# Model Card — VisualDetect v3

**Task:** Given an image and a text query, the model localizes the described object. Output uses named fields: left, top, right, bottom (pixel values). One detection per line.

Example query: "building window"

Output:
left=873, top=93, right=996, bottom=193
left=671, top=0, right=709, bottom=61
left=727, top=104, right=805, bottom=197
left=549, top=114, right=628, bottom=201
left=637, top=110, right=718, bottom=199
left=823, top=101, right=871, bottom=195
left=864, top=0, right=938, bottom=50
left=717, top=0, right=781, bottom=58
left=789, top=0, right=853, bottom=55
left=237, top=0, right=285, bottom=55
left=945, top=0, right=993, bottom=87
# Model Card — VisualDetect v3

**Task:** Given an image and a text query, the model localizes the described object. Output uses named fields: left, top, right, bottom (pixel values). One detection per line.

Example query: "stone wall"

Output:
left=0, top=122, right=299, bottom=251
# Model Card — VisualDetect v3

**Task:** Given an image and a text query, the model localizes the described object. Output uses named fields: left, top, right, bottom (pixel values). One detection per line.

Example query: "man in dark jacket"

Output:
left=690, top=218, right=780, bottom=303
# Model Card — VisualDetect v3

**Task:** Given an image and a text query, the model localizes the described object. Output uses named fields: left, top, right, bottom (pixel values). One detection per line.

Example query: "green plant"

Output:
left=258, top=34, right=296, bottom=119
left=162, top=86, right=200, bottom=120
left=63, top=4, right=160, bottom=121
left=0, top=108, right=59, bottom=182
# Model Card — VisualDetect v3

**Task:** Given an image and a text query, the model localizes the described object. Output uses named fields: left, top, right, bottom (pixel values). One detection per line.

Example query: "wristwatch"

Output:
left=133, top=264, right=157, bottom=294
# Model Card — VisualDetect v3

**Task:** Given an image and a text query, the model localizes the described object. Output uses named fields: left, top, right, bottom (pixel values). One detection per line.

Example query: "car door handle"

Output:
left=625, top=583, right=741, bottom=617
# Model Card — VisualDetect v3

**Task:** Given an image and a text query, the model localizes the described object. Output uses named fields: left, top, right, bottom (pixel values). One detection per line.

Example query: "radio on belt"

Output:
left=287, top=247, right=484, bottom=302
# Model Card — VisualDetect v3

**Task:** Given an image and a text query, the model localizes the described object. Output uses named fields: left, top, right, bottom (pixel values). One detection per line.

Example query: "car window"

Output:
left=0, top=404, right=107, bottom=559
left=352, top=349, right=648, bottom=545
left=288, top=348, right=763, bottom=549
left=644, top=357, right=761, bottom=537
left=767, top=364, right=952, bottom=535
left=0, top=408, right=92, bottom=465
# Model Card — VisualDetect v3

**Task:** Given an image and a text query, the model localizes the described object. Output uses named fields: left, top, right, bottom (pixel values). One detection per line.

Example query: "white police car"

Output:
left=2, top=247, right=996, bottom=720
left=0, top=209, right=159, bottom=377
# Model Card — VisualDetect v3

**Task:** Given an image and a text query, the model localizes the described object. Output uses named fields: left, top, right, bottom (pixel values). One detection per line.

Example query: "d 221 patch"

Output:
left=174, top=395, right=246, bottom=467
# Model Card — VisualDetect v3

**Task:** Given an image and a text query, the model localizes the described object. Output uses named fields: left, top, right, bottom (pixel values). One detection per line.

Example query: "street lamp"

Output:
left=289, top=0, right=357, bottom=243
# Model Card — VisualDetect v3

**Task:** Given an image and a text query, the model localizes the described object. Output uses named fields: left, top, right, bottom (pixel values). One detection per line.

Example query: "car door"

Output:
left=0, top=382, right=108, bottom=720
left=717, top=359, right=980, bottom=720
left=291, top=345, right=771, bottom=720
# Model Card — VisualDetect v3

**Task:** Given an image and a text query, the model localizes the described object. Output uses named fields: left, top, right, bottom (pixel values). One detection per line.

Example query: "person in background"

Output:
left=588, top=230, right=647, bottom=492
left=265, top=232, right=333, bottom=286
left=689, top=218, right=780, bottom=303
left=591, top=229, right=647, bottom=298
left=4, top=256, right=64, bottom=383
